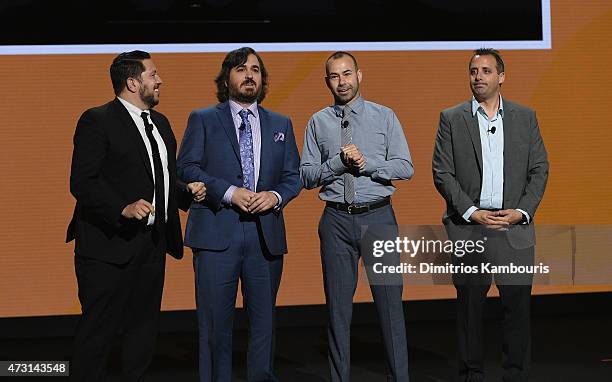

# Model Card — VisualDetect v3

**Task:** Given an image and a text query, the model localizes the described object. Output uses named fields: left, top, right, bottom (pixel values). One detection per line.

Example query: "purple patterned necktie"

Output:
left=238, top=109, right=255, bottom=191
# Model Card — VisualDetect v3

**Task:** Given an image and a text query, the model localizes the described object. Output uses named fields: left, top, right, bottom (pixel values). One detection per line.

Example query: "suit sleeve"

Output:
left=177, top=110, right=232, bottom=209
left=432, top=111, right=476, bottom=218
left=159, top=114, right=192, bottom=212
left=271, top=118, right=301, bottom=208
left=69, top=110, right=127, bottom=228
left=516, top=111, right=549, bottom=218
left=175, top=177, right=193, bottom=212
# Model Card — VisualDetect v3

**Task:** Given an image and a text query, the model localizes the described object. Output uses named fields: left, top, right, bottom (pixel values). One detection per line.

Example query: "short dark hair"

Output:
left=470, top=48, right=504, bottom=74
left=325, top=51, right=359, bottom=74
left=215, top=47, right=268, bottom=103
left=110, top=50, right=151, bottom=95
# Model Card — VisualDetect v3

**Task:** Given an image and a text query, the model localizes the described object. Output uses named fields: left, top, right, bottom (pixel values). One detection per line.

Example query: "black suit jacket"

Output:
left=432, top=98, right=549, bottom=248
left=67, top=98, right=186, bottom=264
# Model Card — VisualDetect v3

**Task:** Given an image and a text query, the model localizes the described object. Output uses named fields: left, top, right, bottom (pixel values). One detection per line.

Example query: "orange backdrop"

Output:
left=1, top=0, right=611, bottom=317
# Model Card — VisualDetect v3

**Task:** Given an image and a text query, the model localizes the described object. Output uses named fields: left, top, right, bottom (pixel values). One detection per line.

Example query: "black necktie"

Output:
left=140, top=112, right=165, bottom=230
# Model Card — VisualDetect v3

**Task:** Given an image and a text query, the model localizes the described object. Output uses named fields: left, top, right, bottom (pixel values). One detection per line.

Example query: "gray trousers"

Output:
left=319, top=204, right=409, bottom=382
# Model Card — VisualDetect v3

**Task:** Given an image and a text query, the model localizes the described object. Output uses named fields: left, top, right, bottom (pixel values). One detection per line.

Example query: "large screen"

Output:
left=0, top=0, right=610, bottom=318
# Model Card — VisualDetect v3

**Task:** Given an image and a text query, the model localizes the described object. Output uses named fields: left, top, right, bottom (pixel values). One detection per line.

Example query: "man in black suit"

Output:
left=433, top=48, right=548, bottom=382
left=66, top=50, right=205, bottom=382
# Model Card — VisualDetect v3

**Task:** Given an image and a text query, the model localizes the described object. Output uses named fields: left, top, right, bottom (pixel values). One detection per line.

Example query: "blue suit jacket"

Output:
left=177, top=102, right=301, bottom=255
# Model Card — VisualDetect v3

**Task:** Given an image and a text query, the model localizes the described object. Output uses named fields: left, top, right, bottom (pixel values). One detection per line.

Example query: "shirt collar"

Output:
left=333, top=95, right=365, bottom=117
left=229, top=100, right=259, bottom=120
left=117, top=97, right=148, bottom=118
left=471, top=95, right=504, bottom=118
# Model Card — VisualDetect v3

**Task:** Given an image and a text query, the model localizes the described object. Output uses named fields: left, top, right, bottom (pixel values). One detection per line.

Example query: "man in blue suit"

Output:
left=177, top=47, right=301, bottom=382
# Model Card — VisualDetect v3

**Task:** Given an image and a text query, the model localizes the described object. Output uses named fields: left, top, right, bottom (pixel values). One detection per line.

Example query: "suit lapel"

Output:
left=150, top=112, right=173, bottom=156
left=113, top=99, right=153, bottom=182
left=216, top=102, right=241, bottom=162
left=257, top=106, right=273, bottom=191
left=461, top=103, right=483, bottom=173
left=502, top=98, right=516, bottom=206
left=150, top=111, right=177, bottom=203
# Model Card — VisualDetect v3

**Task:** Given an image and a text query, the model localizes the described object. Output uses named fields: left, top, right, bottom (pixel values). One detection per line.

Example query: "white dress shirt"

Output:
left=118, top=97, right=169, bottom=225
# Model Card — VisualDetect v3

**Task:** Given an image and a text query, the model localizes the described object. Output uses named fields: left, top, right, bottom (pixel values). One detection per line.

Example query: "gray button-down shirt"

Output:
left=300, top=97, right=413, bottom=203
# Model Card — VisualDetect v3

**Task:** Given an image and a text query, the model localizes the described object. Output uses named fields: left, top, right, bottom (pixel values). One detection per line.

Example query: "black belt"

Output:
left=326, top=197, right=390, bottom=215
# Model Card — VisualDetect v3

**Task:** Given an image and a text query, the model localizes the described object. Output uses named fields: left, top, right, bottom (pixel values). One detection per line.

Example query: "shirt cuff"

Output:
left=222, top=185, right=237, bottom=206
left=515, top=209, right=531, bottom=224
left=463, top=206, right=479, bottom=222
left=270, top=190, right=282, bottom=210
left=360, top=155, right=380, bottom=176
left=328, top=154, right=349, bottom=175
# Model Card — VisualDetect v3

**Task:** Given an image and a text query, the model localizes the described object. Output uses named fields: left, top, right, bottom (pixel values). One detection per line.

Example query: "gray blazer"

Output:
left=432, top=98, right=549, bottom=248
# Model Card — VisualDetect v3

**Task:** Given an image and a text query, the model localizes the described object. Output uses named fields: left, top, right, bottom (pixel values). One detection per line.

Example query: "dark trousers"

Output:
left=453, top=232, right=533, bottom=382
left=193, top=219, right=283, bottom=382
left=319, top=205, right=409, bottom=382
left=71, top=228, right=166, bottom=382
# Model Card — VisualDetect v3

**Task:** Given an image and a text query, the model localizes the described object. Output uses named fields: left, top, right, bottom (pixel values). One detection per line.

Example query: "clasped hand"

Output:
left=340, top=143, right=366, bottom=171
left=121, top=181, right=207, bottom=220
left=470, top=209, right=524, bottom=230
left=187, top=181, right=206, bottom=202
left=231, top=188, right=278, bottom=214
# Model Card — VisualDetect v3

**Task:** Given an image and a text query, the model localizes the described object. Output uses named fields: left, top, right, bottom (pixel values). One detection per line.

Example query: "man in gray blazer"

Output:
left=432, top=48, right=549, bottom=382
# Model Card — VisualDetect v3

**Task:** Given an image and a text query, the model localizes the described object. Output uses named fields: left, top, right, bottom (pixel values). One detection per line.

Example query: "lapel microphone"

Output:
left=342, top=120, right=349, bottom=128
left=487, top=126, right=496, bottom=134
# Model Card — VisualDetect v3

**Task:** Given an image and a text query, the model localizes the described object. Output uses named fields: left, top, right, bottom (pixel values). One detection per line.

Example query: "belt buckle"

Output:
left=347, top=204, right=356, bottom=214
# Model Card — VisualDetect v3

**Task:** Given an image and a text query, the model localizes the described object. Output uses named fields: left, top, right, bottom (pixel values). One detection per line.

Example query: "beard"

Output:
left=333, top=83, right=359, bottom=105
left=139, top=86, right=159, bottom=109
left=228, top=80, right=260, bottom=104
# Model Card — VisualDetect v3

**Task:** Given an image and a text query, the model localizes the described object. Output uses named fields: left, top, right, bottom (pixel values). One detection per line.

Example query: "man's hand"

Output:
left=121, top=199, right=154, bottom=220
left=340, top=147, right=352, bottom=167
left=247, top=191, right=279, bottom=214
left=187, top=182, right=206, bottom=202
left=341, top=144, right=366, bottom=170
left=231, top=187, right=256, bottom=212
left=470, top=209, right=515, bottom=231
left=489, top=209, right=524, bottom=225
left=470, top=209, right=508, bottom=225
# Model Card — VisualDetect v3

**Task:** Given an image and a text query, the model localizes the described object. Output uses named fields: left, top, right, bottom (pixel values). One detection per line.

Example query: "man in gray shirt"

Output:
left=300, top=51, right=413, bottom=382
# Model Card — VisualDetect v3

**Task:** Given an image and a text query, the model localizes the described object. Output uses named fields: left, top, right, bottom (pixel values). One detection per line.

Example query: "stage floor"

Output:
left=1, top=313, right=611, bottom=381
